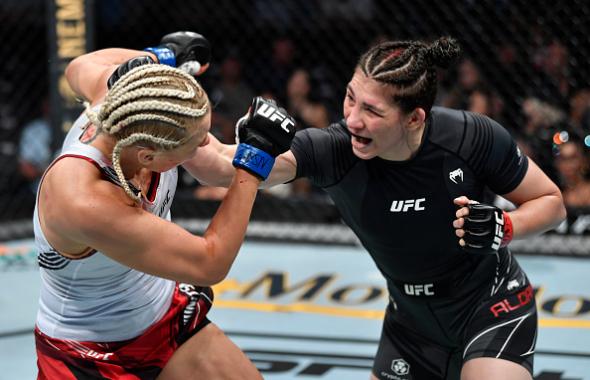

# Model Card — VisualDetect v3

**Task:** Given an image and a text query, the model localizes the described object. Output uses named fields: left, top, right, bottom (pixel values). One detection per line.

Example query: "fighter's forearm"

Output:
left=65, top=48, right=157, bottom=104
left=183, top=134, right=237, bottom=187
left=508, top=193, right=566, bottom=239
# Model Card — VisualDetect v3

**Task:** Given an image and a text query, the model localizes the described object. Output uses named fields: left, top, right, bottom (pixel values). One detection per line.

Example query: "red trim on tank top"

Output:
left=43, top=154, right=103, bottom=176
left=146, top=172, right=160, bottom=203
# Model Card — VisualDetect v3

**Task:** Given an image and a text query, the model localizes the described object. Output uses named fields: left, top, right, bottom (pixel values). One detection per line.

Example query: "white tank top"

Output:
left=35, top=109, right=176, bottom=342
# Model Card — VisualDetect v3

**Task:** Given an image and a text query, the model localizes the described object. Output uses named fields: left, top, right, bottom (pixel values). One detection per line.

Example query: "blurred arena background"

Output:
left=0, top=0, right=590, bottom=379
left=0, top=0, right=589, bottom=252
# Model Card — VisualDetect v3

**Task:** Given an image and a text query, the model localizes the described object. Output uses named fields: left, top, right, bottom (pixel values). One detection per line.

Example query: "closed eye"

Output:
left=364, top=106, right=383, bottom=117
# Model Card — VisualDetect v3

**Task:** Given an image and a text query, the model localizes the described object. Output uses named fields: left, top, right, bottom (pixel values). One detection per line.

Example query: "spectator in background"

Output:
left=522, top=98, right=566, bottom=138
left=521, top=97, right=567, bottom=182
left=441, top=58, right=506, bottom=126
left=441, top=58, right=483, bottom=110
left=319, top=0, right=374, bottom=22
left=192, top=50, right=255, bottom=201
left=282, top=68, right=331, bottom=198
left=0, top=75, right=21, bottom=219
left=250, top=36, right=297, bottom=105
left=286, top=68, right=329, bottom=129
left=555, top=136, right=590, bottom=208
left=252, top=0, right=320, bottom=31
left=493, top=41, right=529, bottom=122
left=466, top=86, right=492, bottom=116
left=569, top=88, right=590, bottom=135
left=532, top=38, right=571, bottom=108
left=18, top=98, right=52, bottom=194
left=210, top=52, right=255, bottom=143
left=466, top=85, right=504, bottom=122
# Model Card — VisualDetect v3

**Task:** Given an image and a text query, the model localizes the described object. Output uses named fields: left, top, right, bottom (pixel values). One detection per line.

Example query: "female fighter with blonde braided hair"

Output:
left=84, top=63, right=210, bottom=202
left=33, top=32, right=295, bottom=379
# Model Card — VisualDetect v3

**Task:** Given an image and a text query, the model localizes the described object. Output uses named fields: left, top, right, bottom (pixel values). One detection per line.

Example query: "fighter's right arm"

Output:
left=65, top=48, right=158, bottom=106
left=42, top=160, right=261, bottom=286
left=40, top=99, right=296, bottom=286
left=183, top=132, right=298, bottom=188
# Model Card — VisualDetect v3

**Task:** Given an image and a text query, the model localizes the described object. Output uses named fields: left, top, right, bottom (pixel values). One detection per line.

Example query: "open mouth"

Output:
left=350, top=132, right=372, bottom=145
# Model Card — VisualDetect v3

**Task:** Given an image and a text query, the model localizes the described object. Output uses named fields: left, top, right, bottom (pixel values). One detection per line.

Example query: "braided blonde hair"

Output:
left=85, top=64, right=209, bottom=201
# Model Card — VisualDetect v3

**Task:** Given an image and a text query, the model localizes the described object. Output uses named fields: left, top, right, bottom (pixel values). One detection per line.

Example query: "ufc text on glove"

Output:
left=232, top=98, right=296, bottom=180
left=461, top=203, right=514, bottom=254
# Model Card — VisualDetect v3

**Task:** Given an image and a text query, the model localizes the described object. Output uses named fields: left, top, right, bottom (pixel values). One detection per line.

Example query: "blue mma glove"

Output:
left=233, top=97, right=296, bottom=179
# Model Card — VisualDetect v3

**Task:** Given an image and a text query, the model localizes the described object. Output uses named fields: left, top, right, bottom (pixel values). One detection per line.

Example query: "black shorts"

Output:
left=372, top=255, right=537, bottom=380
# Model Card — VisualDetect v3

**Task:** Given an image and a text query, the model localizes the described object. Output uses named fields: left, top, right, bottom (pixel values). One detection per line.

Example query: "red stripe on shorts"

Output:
left=35, top=284, right=213, bottom=379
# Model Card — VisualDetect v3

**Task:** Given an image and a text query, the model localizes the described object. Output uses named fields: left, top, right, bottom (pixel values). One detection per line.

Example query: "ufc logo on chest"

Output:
left=390, top=198, right=426, bottom=213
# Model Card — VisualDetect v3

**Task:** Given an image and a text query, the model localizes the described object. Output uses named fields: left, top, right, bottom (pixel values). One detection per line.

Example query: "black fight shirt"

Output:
left=291, top=107, right=528, bottom=284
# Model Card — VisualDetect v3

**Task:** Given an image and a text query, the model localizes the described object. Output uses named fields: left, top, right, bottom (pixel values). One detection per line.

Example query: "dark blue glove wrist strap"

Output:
left=143, top=47, right=176, bottom=67
left=232, top=143, right=275, bottom=180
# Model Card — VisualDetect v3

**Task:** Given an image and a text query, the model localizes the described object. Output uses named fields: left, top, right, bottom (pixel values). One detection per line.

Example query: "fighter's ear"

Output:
left=137, top=146, right=157, bottom=166
left=406, top=107, right=426, bottom=131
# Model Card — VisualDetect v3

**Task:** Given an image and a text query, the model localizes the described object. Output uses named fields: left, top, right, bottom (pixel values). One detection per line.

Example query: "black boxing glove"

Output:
left=461, top=203, right=514, bottom=254
left=144, top=31, right=210, bottom=75
left=232, top=97, right=296, bottom=179
left=107, top=55, right=156, bottom=89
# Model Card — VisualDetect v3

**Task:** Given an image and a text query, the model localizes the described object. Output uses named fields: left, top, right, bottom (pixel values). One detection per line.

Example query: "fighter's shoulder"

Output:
left=427, top=107, right=467, bottom=151
left=428, top=106, right=506, bottom=157
left=291, top=120, right=357, bottom=184
left=39, top=157, right=128, bottom=237
left=296, top=119, right=349, bottom=138
left=325, top=119, right=351, bottom=144
left=328, top=119, right=350, bottom=135
left=44, top=156, right=131, bottom=209
left=293, top=119, right=350, bottom=149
